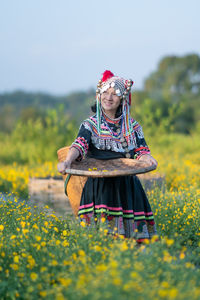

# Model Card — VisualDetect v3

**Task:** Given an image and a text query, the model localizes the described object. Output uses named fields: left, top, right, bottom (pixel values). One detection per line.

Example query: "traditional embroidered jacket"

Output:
left=71, top=114, right=150, bottom=160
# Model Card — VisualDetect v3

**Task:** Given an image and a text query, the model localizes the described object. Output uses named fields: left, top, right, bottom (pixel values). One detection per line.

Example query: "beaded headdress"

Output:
left=96, top=70, right=134, bottom=138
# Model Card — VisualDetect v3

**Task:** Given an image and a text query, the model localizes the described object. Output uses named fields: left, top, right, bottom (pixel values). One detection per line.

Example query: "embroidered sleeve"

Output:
left=133, top=124, right=151, bottom=160
left=70, top=121, right=92, bottom=161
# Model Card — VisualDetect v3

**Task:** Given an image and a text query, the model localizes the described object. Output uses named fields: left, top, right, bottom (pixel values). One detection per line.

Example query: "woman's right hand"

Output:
left=57, top=160, right=71, bottom=175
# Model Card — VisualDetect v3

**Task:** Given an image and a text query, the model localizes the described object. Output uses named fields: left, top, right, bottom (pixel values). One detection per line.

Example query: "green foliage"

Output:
left=0, top=108, right=78, bottom=165
left=0, top=105, right=16, bottom=133
left=0, top=90, right=95, bottom=132
left=131, top=94, right=198, bottom=134
left=132, top=53, right=200, bottom=134
left=144, top=53, right=200, bottom=100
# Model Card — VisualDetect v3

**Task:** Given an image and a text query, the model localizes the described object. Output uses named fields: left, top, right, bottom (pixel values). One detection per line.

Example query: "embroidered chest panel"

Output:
left=84, top=116, right=144, bottom=153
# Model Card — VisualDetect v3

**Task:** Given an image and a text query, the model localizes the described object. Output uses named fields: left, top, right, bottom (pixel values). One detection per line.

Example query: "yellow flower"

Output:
left=131, top=271, right=138, bottom=278
left=63, top=260, right=71, bottom=266
left=62, top=240, right=69, bottom=247
left=113, top=278, right=122, bottom=286
left=96, top=264, right=107, bottom=272
left=80, top=221, right=86, bottom=227
left=22, top=229, right=29, bottom=235
left=51, top=260, right=58, bottom=266
left=161, top=281, right=169, bottom=288
left=151, top=235, right=159, bottom=243
left=180, top=252, right=185, bottom=259
left=58, top=278, right=72, bottom=287
left=110, top=260, right=118, bottom=269
left=27, top=256, right=36, bottom=268
left=30, top=272, right=38, bottom=281
left=72, top=253, right=77, bottom=260
left=32, top=224, right=39, bottom=230
left=158, top=289, right=168, bottom=297
left=35, top=235, right=41, bottom=241
left=166, top=238, right=174, bottom=247
left=78, top=249, right=86, bottom=256
left=62, top=230, right=67, bottom=236
left=101, top=217, right=106, bottom=223
left=10, top=264, right=19, bottom=271
left=42, top=227, right=48, bottom=233
left=120, top=241, right=128, bottom=251
left=168, top=288, right=178, bottom=299
left=0, top=225, right=4, bottom=231
left=93, top=245, right=101, bottom=252
left=10, top=235, right=16, bottom=240
left=14, top=255, right=20, bottom=263
left=40, top=267, right=47, bottom=272
left=39, top=291, right=47, bottom=297
left=20, top=221, right=26, bottom=228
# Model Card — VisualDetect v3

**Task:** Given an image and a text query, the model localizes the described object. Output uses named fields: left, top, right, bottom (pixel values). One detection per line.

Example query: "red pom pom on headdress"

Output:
left=101, top=70, right=114, bottom=82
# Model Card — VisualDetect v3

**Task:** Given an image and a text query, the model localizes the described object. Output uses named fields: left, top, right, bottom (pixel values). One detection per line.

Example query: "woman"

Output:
left=58, top=70, right=158, bottom=242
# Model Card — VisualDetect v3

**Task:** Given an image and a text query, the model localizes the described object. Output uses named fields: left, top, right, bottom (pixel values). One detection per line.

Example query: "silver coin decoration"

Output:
left=111, top=82, right=115, bottom=87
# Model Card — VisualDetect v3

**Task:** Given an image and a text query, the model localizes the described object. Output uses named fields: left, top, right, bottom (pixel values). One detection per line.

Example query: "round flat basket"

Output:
left=57, top=146, right=156, bottom=215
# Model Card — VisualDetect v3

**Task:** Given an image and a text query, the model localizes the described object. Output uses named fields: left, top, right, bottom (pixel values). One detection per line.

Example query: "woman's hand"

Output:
left=57, top=147, right=80, bottom=175
left=138, top=155, right=158, bottom=167
left=57, top=160, right=71, bottom=175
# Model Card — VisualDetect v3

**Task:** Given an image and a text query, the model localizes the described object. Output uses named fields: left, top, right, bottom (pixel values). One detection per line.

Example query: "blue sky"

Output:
left=0, top=0, right=199, bottom=95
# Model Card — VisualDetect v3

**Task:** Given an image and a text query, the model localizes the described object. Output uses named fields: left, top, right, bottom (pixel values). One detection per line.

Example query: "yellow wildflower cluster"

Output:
left=0, top=162, right=58, bottom=196
left=0, top=193, right=199, bottom=299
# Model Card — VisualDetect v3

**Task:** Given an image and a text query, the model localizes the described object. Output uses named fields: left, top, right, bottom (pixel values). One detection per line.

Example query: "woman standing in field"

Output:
left=58, top=70, right=158, bottom=243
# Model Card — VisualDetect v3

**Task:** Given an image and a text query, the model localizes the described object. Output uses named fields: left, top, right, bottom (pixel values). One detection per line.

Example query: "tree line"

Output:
left=0, top=53, right=200, bottom=135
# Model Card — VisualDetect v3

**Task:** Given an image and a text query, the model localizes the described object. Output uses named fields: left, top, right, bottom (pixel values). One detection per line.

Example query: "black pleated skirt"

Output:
left=78, top=175, right=157, bottom=241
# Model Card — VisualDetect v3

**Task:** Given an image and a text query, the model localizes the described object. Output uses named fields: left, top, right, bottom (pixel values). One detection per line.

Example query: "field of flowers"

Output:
left=0, top=133, right=200, bottom=299
left=0, top=162, right=57, bottom=198
left=0, top=189, right=200, bottom=300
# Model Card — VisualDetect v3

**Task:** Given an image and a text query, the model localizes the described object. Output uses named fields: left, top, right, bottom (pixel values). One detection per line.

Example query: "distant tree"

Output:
left=144, top=53, right=200, bottom=102
left=0, top=89, right=95, bottom=132
left=141, top=54, right=200, bottom=133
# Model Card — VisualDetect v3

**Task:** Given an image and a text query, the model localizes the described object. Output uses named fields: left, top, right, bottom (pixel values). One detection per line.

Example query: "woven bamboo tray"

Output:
left=57, top=147, right=156, bottom=177
left=57, top=146, right=156, bottom=216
